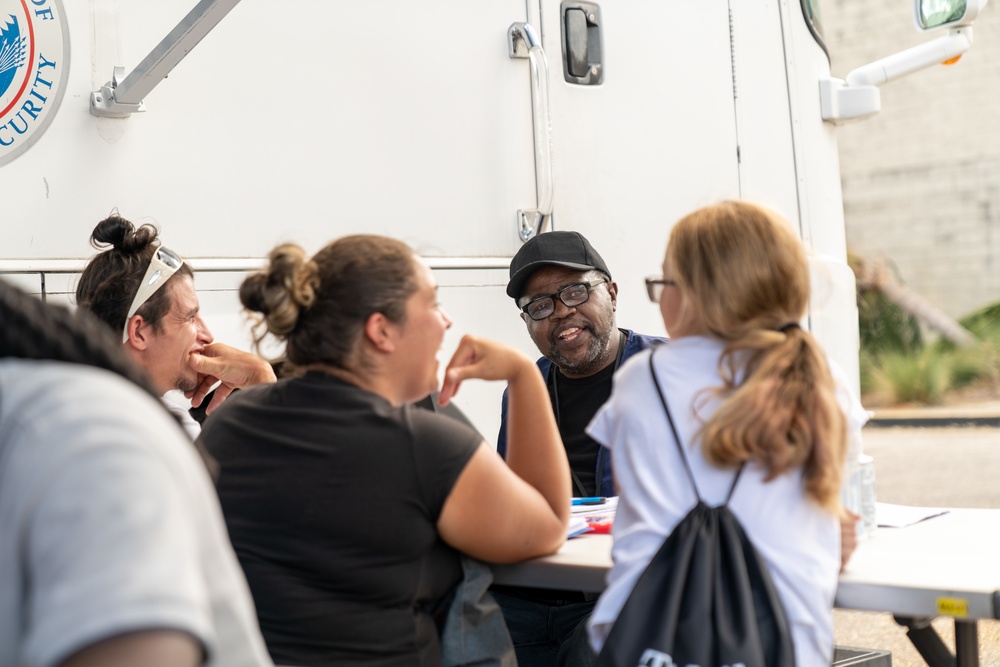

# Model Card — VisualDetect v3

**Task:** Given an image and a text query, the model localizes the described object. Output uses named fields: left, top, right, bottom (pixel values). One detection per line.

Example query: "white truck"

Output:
left=0, top=0, right=986, bottom=442
left=1, top=2, right=993, bottom=664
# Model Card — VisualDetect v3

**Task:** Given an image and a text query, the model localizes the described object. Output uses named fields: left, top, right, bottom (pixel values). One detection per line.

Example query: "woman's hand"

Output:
left=438, top=335, right=533, bottom=406
left=840, top=508, right=860, bottom=571
left=436, top=334, right=570, bottom=562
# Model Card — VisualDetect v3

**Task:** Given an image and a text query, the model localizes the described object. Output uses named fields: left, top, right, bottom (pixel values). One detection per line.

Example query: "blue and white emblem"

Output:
left=0, top=15, right=28, bottom=99
left=0, top=0, right=68, bottom=167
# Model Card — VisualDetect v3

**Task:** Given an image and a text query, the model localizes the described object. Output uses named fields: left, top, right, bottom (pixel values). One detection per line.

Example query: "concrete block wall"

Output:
left=823, top=1, right=1000, bottom=319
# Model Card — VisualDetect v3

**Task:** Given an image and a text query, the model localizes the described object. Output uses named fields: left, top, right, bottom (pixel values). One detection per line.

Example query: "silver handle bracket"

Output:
left=509, top=22, right=553, bottom=243
left=508, top=22, right=539, bottom=58
left=518, top=210, right=546, bottom=242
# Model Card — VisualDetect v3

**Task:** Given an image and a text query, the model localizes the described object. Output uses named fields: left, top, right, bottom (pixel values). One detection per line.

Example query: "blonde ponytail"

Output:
left=668, top=201, right=847, bottom=511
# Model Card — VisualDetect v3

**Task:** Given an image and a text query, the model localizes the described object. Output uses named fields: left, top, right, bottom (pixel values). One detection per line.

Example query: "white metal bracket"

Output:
left=819, top=78, right=880, bottom=124
left=90, top=0, right=244, bottom=118
left=91, top=67, right=145, bottom=118
left=820, top=27, right=973, bottom=124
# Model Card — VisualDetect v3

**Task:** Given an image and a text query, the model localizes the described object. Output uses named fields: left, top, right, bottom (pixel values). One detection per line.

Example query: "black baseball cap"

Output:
left=507, top=231, right=611, bottom=300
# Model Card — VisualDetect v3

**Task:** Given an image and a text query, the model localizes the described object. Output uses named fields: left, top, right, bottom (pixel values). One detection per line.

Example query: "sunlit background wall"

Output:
left=825, top=1, right=1000, bottom=319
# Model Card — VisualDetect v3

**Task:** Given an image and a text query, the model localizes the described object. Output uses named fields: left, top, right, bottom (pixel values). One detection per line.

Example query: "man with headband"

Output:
left=76, top=213, right=275, bottom=437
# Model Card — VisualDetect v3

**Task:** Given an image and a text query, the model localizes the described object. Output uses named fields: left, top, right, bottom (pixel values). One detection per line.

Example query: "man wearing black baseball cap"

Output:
left=493, top=231, right=664, bottom=667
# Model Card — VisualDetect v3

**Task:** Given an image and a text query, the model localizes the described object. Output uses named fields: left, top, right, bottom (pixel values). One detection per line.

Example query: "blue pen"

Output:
left=572, top=497, right=607, bottom=506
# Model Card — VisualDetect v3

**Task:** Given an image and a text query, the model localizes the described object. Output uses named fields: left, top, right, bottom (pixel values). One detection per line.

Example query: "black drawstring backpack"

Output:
left=595, top=350, right=795, bottom=667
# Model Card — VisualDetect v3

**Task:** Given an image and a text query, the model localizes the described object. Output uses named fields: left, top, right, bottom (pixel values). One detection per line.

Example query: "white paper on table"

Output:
left=876, top=502, right=950, bottom=528
left=568, top=517, right=591, bottom=538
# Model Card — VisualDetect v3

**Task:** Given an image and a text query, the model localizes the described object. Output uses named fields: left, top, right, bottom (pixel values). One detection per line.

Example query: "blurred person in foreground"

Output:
left=0, top=278, right=272, bottom=667
left=198, top=234, right=571, bottom=666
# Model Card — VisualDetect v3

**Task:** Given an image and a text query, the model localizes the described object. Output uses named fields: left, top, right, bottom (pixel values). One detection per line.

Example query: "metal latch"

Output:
left=561, top=2, right=603, bottom=85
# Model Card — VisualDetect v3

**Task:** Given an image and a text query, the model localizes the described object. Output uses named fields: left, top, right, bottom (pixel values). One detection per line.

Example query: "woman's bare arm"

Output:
left=437, top=335, right=570, bottom=562
left=60, top=630, right=201, bottom=667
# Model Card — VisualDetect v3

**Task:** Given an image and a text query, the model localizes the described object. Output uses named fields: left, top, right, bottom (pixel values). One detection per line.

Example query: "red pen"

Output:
left=586, top=516, right=613, bottom=534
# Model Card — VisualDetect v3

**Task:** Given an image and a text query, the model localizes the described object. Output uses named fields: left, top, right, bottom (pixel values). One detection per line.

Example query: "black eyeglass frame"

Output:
left=644, top=276, right=677, bottom=303
left=520, top=278, right=608, bottom=321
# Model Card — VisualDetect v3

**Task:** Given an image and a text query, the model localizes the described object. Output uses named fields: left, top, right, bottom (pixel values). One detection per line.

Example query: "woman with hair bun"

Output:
left=199, top=234, right=571, bottom=667
left=586, top=201, right=867, bottom=665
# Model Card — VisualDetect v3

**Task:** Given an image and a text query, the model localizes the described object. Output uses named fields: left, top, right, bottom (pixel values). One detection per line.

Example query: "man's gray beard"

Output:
left=176, top=376, right=199, bottom=395
left=548, top=324, right=615, bottom=377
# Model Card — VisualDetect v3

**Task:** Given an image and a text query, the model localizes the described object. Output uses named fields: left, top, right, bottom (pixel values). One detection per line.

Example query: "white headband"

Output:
left=122, top=245, right=185, bottom=343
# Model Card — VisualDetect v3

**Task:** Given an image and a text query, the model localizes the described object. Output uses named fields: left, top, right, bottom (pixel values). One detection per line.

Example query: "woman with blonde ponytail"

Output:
left=586, top=201, right=867, bottom=665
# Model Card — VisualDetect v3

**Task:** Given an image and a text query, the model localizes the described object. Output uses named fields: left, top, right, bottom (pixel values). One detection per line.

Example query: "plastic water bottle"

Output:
left=857, top=454, right=877, bottom=538
left=843, top=453, right=877, bottom=540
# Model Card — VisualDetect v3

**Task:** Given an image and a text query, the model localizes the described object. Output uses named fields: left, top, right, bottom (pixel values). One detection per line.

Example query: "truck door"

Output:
left=0, top=1, right=554, bottom=440
left=0, top=0, right=540, bottom=260
left=540, top=0, right=742, bottom=336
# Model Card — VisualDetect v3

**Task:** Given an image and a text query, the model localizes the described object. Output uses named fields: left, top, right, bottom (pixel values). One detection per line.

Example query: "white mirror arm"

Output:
left=821, top=27, right=972, bottom=124
left=846, top=27, right=972, bottom=87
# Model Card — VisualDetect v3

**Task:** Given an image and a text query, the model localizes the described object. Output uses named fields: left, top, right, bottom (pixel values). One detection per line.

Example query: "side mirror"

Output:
left=916, top=0, right=987, bottom=31
left=820, top=0, right=990, bottom=123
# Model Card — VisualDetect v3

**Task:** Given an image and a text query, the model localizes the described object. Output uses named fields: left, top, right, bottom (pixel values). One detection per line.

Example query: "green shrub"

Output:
left=858, top=349, right=879, bottom=396
left=865, top=342, right=994, bottom=405
left=959, top=302, right=1000, bottom=347
left=869, top=348, right=952, bottom=404
left=948, top=344, right=992, bottom=389
left=856, top=286, right=922, bottom=357
left=853, top=258, right=1000, bottom=404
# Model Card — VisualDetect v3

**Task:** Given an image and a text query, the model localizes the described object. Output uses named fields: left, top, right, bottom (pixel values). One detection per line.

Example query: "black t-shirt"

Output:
left=550, top=360, right=616, bottom=497
left=199, top=371, right=481, bottom=667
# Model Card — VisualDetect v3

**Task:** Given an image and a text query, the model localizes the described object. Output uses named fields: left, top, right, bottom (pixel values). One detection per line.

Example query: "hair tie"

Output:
left=779, top=322, right=800, bottom=333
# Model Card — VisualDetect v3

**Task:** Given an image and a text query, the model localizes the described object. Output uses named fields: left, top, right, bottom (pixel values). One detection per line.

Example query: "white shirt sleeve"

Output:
left=163, top=390, right=204, bottom=440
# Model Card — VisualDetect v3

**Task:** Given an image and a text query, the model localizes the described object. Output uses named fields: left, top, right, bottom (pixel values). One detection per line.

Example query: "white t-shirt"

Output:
left=0, top=359, right=272, bottom=667
left=164, top=389, right=203, bottom=439
left=586, top=336, right=867, bottom=665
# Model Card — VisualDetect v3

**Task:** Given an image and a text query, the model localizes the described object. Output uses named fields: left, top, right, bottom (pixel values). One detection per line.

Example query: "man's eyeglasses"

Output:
left=122, top=246, right=185, bottom=343
left=645, top=276, right=677, bottom=303
left=520, top=278, right=607, bottom=321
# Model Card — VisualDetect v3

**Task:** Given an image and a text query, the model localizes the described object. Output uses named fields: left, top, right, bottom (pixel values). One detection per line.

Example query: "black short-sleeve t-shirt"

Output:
left=199, top=371, right=481, bottom=667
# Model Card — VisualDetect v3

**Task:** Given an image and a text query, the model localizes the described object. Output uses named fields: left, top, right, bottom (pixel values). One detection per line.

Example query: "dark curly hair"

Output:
left=76, top=213, right=193, bottom=337
left=240, top=235, right=418, bottom=371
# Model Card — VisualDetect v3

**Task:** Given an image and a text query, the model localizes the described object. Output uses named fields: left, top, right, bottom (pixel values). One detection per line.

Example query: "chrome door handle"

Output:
left=509, top=22, right=553, bottom=242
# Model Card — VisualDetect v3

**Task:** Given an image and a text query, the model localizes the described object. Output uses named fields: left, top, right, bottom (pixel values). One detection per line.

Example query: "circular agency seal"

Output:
left=0, top=0, right=68, bottom=167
